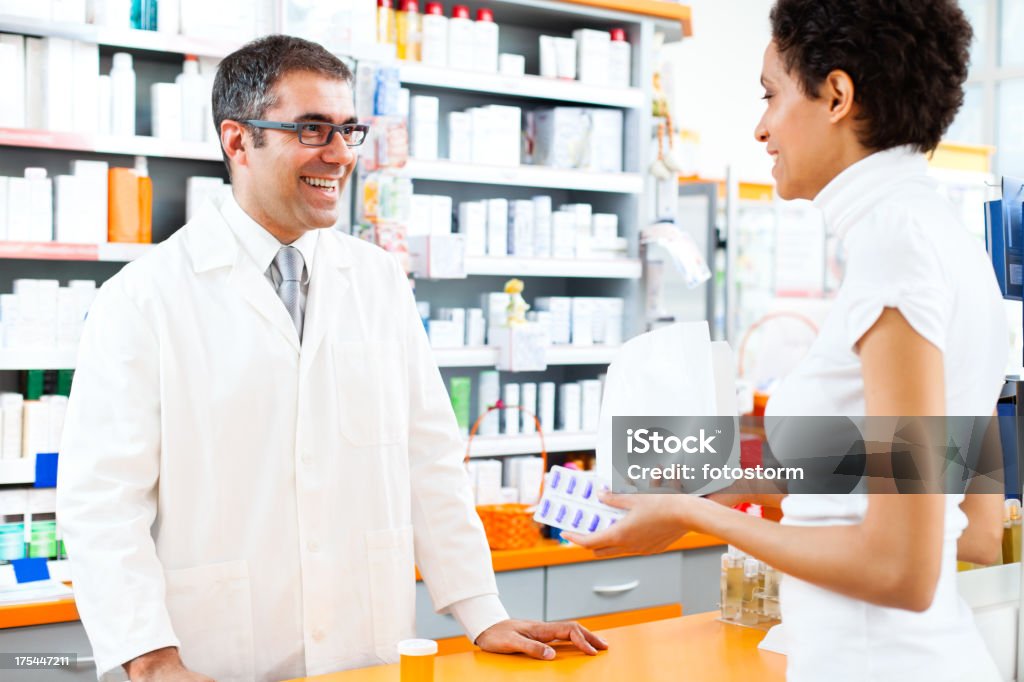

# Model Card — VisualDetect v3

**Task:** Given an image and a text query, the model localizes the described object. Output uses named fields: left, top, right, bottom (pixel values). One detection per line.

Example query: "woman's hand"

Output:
left=563, top=492, right=696, bottom=557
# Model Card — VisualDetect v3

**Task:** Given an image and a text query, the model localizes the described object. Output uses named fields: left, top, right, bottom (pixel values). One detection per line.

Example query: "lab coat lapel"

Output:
left=229, top=258, right=302, bottom=353
left=301, top=231, right=353, bottom=373
left=185, top=200, right=302, bottom=352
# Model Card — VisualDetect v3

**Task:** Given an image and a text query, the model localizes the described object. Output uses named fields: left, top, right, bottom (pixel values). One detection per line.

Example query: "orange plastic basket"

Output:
left=466, top=403, right=547, bottom=551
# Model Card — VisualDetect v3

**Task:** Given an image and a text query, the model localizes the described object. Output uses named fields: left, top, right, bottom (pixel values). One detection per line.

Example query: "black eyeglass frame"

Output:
left=243, top=120, right=370, bottom=147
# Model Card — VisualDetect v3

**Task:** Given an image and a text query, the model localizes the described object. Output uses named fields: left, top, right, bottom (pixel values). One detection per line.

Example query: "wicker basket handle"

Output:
left=464, top=401, right=548, bottom=503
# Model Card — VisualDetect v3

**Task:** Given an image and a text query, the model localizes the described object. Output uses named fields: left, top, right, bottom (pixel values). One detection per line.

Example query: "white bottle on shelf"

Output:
left=109, top=52, right=136, bottom=137
left=448, top=5, right=474, bottom=70
left=420, top=1, right=448, bottom=68
left=176, top=55, right=207, bottom=143
left=609, top=28, right=632, bottom=88
left=473, top=7, right=499, bottom=73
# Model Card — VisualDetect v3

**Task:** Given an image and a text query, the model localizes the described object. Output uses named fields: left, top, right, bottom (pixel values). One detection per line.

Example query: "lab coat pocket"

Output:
left=164, top=560, right=255, bottom=682
left=333, top=342, right=406, bottom=447
left=366, top=525, right=417, bottom=663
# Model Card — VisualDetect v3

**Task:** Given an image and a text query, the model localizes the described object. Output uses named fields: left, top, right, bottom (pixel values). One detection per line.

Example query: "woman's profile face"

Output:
left=754, top=41, right=838, bottom=201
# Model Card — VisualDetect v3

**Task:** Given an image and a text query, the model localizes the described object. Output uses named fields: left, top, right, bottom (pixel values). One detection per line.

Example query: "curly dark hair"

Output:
left=770, top=0, right=972, bottom=153
left=213, top=35, right=353, bottom=175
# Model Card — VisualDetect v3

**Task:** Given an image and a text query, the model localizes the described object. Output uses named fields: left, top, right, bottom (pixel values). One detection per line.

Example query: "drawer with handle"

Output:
left=545, top=552, right=684, bottom=621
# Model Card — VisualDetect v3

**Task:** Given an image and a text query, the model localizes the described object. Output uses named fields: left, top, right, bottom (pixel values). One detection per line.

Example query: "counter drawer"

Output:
left=416, top=567, right=544, bottom=640
left=0, top=621, right=96, bottom=680
left=545, top=552, right=683, bottom=621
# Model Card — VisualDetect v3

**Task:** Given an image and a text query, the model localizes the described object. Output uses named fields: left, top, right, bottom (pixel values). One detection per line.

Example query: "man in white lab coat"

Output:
left=57, top=35, right=606, bottom=682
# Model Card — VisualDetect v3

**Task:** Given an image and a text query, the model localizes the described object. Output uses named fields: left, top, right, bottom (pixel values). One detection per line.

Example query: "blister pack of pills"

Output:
left=532, top=465, right=625, bottom=535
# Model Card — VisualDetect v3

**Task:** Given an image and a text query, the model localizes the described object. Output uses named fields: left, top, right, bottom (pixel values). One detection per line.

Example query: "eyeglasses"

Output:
left=244, top=120, right=370, bottom=147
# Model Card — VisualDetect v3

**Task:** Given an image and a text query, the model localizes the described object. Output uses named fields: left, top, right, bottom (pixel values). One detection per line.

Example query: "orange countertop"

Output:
left=288, top=612, right=785, bottom=682
left=0, top=598, right=79, bottom=629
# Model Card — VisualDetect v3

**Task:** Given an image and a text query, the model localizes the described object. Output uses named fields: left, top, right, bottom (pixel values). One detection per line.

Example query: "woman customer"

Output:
left=569, top=2, right=1007, bottom=680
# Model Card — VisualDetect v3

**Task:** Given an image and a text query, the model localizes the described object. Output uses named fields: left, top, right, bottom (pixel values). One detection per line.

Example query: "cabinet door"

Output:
left=0, top=620, right=96, bottom=681
left=415, top=568, right=545, bottom=639
left=545, top=552, right=684, bottom=621
left=680, top=546, right=724, bottom=615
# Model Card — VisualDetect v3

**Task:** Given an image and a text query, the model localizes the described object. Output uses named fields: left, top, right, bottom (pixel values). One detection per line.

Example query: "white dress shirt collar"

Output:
left=220, top=192, right=319, bottom=283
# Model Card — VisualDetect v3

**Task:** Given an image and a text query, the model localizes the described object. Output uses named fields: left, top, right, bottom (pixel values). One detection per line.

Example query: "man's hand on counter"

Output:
left=474, top=619, right=609, bottom=660
left=124, top=646, right=215, bottom=682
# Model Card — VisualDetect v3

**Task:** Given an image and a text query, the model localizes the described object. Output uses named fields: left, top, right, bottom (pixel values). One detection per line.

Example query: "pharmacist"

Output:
left=571, top=1, right=1005, bottom=682
left=57, top=35, right=605, bottom=682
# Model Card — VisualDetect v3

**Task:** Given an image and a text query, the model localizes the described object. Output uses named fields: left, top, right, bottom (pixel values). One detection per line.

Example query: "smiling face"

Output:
left=226, top=70, right=359, bottom=243
left=753, top=42, right=865, bottom=201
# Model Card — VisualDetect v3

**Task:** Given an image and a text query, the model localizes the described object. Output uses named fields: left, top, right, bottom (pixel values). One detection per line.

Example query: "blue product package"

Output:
left=532, top=465, right=625, bottom=535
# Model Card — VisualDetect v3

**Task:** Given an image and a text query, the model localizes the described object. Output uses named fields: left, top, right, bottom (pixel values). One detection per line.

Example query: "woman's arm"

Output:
left=570, top=308, right=949, bottom=612
left=958, top=493, right=1004, bottom=565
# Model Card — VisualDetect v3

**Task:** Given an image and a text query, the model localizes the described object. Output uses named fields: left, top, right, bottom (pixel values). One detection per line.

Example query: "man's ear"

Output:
left=220, top=120, right=249, bottom=171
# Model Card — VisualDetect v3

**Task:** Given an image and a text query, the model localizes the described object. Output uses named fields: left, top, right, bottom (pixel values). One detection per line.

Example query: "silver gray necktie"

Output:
left=274, top=246, right=304, bottom=340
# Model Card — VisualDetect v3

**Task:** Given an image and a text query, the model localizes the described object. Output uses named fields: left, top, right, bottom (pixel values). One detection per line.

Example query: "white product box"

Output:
left=23, top=37, right=45, bottom=130
left=508, top=199, right=534, bottom=257
left=151, top=82, right=183, bottom=141
left=468, top=107, right=492, bottom=165
left=43, top=37, right=74, bottom=133
left=591, top=109, right=624, bottom=173
left=592, top=213, right=619, bottom=245
left=24, top=400, right=51, bottom=458
left=572, top=29, right=610, bottom=86
left=520, top=383, right=537, bottom=433
left=474, top=458, right=503, bottom=504
left=25, top=169, right=53, bottom=242
left=554, top=37, right=577, bottom=79
left=571, top=297, right=596, bottom=346
left=0, top=177, right=8, bottom=241
left=70, top=160, right=107, bottom=243
left=486, top=198, right=508, bottom=257
left=499, top=53, right=526, bottom=76
left=410, top=95, right=440, bottom=161
left=72, top=40, right=99, bottom=135
left=561, top=203, right=593, bottom=257
left=438, top=307, right=466, bottom=348
left=447, top=111, right=472, bottom=162
left=428, top=319, right=462, bottom=348
left=559, top=382, right=582, bottom=432
left=538, top=382, right=556, bottom=432
left=486, top=105, right=522, bottom=167
left=482, top=292, right=511, bottom=335
left=409, top=194, right=433, bottom=237
left=538, top=36, right=558, bottom=78
left=5, top=177, right=30, bottom=242
left=477, top=370, right=501, bottom=437
left=408, top=234, right=466, bottom=279
left=580, top=379, right=602, bottom=433
left=0, top=393, right=24, bottom=460
left=502, top=383, right=520, bottom=435
left=534, top=296, right=572, bottom=345
left=491, top=324, right=549, bottom=372
left=0, top=35, right=26, bottom=128
left=458, top=200, right=487, bottom=256
left=517, top=456, right=545, bottom=504
left=430, top=194, right=452, bottom=235
left=551, top=210, right=576, bottom=259
left=533, top=107, right=587, bottom=169
left=466, top=308, right=485, bottom=346
left=54, top=175, right=87, bottom=243
left=531, top=195, right=552, bottom=259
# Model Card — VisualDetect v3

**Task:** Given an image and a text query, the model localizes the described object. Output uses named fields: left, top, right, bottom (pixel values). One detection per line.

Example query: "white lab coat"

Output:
left=56, top=199, right=501, bottom=681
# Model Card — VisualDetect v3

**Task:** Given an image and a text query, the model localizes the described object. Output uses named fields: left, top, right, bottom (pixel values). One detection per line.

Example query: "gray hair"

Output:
left=212, top=34, right=354, bottom=176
